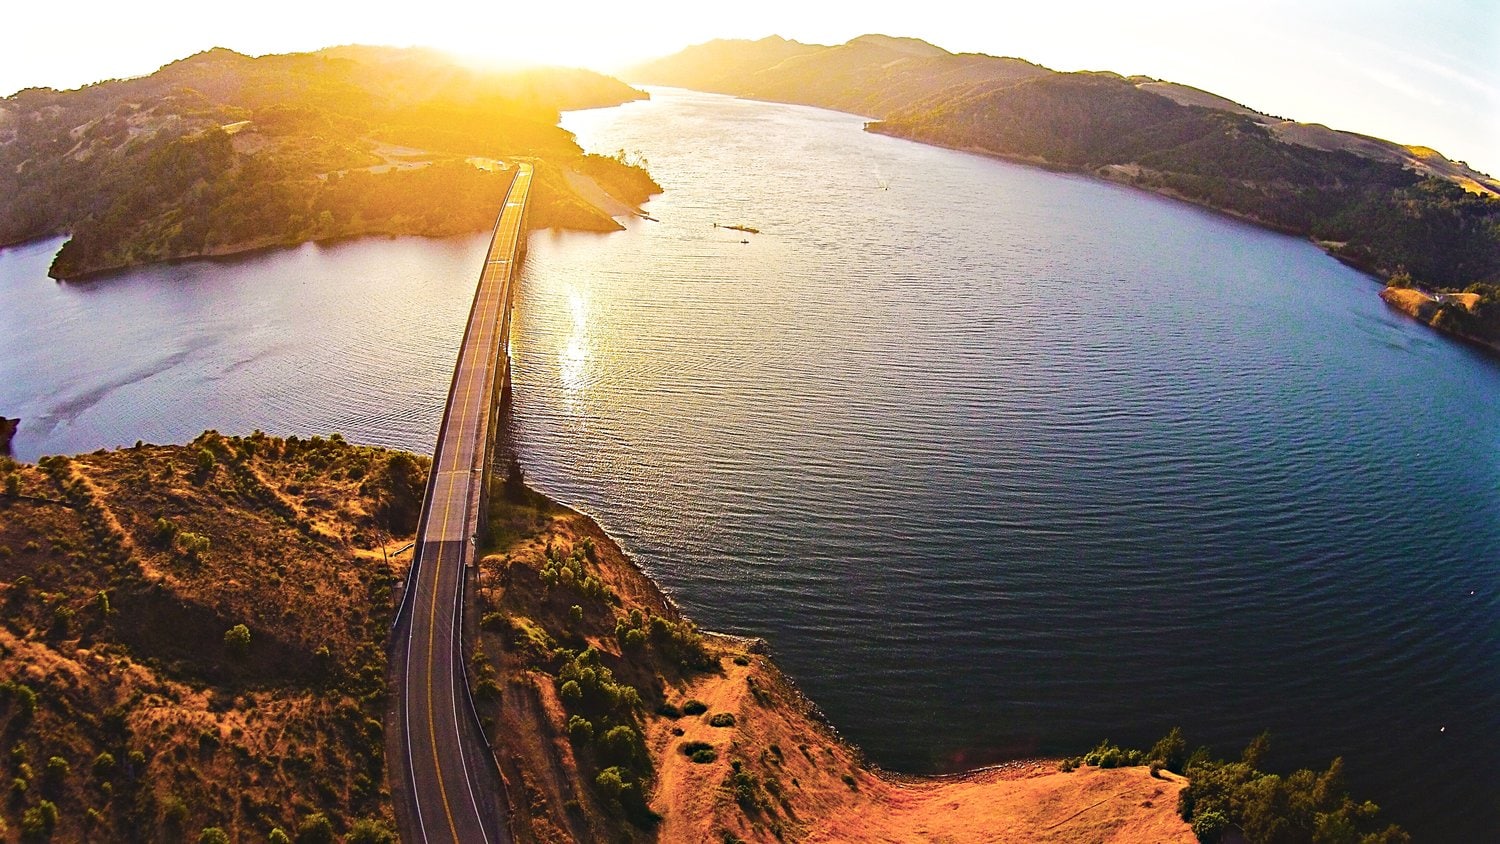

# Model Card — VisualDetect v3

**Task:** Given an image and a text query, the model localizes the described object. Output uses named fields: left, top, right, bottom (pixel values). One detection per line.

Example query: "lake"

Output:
left=3, top=88, right=1496, bottom=838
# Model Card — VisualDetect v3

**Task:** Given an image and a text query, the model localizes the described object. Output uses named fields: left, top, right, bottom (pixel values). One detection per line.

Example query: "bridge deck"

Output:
left=393, top=162, right=532, bottom=844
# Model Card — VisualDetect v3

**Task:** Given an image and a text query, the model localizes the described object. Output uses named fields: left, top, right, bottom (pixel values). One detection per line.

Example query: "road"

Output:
left=391, top=162, right=532, bottom=844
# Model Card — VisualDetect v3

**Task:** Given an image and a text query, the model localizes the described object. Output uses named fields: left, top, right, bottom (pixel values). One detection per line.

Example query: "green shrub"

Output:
left=199, top=828, right=230, bottom=844
left=19, top=800, right=56, bottom=839
left=1176, top=731, right=1406, bottom=842
left=598, top=725, right=647, bottom=768
left=44, top=755, right=69, bottom=785
left=708, top=713, right=736, bottom=728
left=194, top=448, right=217, bottom=481
left=91, top=751, right=116, bottom=779
left=162, top=795, right=189, bottom=829
left=1, top=682, right=37, bottom=720
left=1081, top=739, right=1140, bottom=769
left=681, top=699, right=708, bottom=716
left=296, top=812, right=335, bottom=844
left=178, top=531, right=211, bottom=563
left=594, top=766, right=659, bottom=828
left=567, top=715, right=594, bottom=744
left=346, top=817, right=396, bottom=844
left=474, top=678, right=502, bottom=701
left=691, top=748, right=717, bottom=763
left=224, top=624, right=252, bottom=658
left=1190, top=809, right=1229, bottom=842
left=725, top=761, right=763, bottom=811
left=1149, top=726, right=1187, bottom=773
left=268, top=829, right=291, bottom=844
left=151, top=517, right=178, bottom=548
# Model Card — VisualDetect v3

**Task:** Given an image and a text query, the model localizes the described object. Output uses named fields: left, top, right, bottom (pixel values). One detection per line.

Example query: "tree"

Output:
left=295, top=812, right=335, bottom=844
left=1149, top=726, right=1188, bottom=774
left=1242, top=730, right=1272, bottom=770
left=346, top=818, right=396, bottom=844
left=198, top=828, right=230, bottom=844
left=503, top=458, right=527, bottom=502
left=377, top=453, right=425, bottom=533
left=223, top=624, right=251, bottom=659
left=1191, top=809, right=1228, bottom=843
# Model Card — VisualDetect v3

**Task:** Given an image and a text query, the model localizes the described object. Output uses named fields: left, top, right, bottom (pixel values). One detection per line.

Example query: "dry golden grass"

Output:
left=0, top=433, right=414, bottom=841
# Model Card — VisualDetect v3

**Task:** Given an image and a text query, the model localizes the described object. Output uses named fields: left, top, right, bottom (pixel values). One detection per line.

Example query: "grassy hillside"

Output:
left=0, top=47, right=660, bottom=280
left=633, top=36, right=1500, bottom=346
left=0, top=432, right=424, bottom=842
left=874, top=72, right=1500, bottom=288
left=632, top=34, right=1047, bottom=119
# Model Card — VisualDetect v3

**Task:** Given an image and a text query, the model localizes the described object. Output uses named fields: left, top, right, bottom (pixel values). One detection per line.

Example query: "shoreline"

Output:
left=863, top=121, right=1500, bottom=360
left=1378, top=287, right=1500, bottom=356
left=469, top=484, right=1192, bottom=841
left=45, top=211, right=626, bottom=283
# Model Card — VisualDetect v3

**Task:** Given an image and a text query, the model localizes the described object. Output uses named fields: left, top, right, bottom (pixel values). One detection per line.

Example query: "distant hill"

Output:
left=634, top=34, right=1499, bottom=198
left=633, top=33, right=1049, bottom=120
left=0, top=46, right=660, bottom=279
left=633, top=35, right=1500, bottom=347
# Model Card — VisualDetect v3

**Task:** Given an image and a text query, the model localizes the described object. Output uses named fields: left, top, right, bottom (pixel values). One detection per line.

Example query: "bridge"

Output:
left=389, top=162, right=532, bottom=844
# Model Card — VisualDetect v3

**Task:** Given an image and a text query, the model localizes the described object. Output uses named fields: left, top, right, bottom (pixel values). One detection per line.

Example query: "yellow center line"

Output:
left=415, top=165, right=530, bottom=843
left=426, top=482, right=462, bottom=842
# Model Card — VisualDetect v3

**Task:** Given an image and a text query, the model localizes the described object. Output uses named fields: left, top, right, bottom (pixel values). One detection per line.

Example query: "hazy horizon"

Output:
left=5, top=1, right=1498, bottom=175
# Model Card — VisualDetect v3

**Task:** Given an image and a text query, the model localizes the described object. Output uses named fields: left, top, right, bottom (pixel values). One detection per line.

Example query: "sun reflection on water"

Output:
left=558, top=288, right=590, bottom=415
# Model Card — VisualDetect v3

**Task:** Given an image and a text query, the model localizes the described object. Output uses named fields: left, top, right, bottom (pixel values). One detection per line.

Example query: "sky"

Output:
left=6, top=0, right=1498, bottom=174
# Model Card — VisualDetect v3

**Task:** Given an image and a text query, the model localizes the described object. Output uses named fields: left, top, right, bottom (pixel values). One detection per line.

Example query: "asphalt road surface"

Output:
left=392, top=162, right=532, bottom=844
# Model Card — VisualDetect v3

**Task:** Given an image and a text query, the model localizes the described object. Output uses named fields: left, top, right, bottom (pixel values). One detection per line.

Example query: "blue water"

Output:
left=0, top=233, right=483, bottom=459
left=509, top=90, right=1500, bottom=839
left=2, top=88, right=1496, bottom=838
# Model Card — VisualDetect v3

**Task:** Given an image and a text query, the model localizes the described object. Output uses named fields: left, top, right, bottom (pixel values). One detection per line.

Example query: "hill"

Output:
left=632, top=34, right=1048, bottom=120
left=0, top=47, right=660, bottom=280
left=632, top=36, right=1500, bottom=349
left=0, top=432, right=420, bottom=841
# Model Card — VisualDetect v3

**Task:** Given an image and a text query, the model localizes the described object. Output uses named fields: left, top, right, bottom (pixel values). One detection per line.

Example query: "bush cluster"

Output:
left=539, top=544, right=612, bottom=603
left=613, top=608, right=712, bottom=670
left=1063, top=728, right=1409, bottom=843
left=553, top=648, right=657, bottom=829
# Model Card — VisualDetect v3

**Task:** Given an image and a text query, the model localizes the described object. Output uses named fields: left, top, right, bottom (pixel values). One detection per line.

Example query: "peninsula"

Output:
left=0, top=47, right=660, bottom=280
